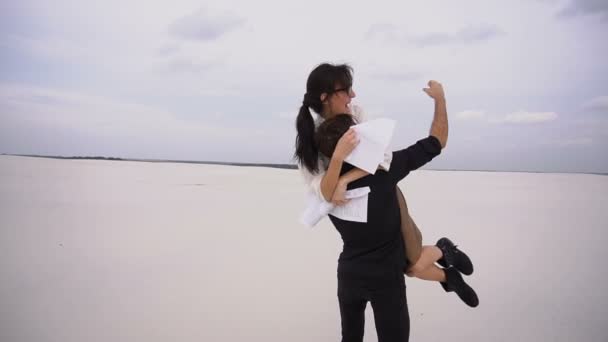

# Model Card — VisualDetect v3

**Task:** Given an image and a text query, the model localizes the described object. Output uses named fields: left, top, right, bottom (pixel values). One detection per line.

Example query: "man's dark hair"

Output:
left=314, top=114, right=356, bottom=159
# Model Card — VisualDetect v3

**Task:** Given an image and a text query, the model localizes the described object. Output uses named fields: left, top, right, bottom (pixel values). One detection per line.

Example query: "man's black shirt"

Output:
left=328, top=135, right=442, bottom=278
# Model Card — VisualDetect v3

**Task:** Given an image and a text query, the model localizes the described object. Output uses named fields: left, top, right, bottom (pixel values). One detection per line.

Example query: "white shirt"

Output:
left=298, top=104, right=393, bottom=200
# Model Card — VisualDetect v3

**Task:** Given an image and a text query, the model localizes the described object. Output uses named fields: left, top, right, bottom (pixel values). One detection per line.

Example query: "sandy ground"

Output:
left=1, top=155, right=607, bottom=342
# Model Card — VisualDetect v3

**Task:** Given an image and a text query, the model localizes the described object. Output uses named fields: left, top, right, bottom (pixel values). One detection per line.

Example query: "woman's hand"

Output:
left=331, top=180, right=349, bottom=206
left=333, top=128, right=359, bottom=162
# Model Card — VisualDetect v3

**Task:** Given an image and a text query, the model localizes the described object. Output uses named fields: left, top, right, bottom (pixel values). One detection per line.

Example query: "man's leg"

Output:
left=338, top=279, right=367, bottom=342
left=370, top=273, right=410, bottom=342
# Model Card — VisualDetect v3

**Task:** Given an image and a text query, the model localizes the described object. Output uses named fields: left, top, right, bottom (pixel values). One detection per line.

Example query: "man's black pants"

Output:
left=337, top=270, right=409, bottom=342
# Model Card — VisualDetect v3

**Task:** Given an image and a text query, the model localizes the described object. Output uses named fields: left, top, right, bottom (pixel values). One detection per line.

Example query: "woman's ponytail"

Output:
left=294, top=102, right=319, bottom=173
left=293, top=63, right=353, bottom=173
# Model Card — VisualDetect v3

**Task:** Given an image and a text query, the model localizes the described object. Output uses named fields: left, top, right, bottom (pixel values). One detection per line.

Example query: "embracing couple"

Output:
left=294, top=63, right=479, bottom=342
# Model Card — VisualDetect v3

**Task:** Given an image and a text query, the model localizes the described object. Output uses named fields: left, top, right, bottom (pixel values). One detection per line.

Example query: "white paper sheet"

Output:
left=299, top=187, right=371, bottom=227
left=345, top=118, right=396, bottom=174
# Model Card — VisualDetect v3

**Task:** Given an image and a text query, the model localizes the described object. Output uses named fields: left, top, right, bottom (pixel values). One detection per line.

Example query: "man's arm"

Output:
left=389, top=136, right=442, bottom=183
left=387, top=80, right=447, bottom=183
left=424, top=80, right=448, bottom=148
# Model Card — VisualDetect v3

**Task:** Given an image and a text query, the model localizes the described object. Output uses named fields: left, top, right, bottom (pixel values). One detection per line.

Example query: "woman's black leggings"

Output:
left=337, top=270, right=410, bottom=342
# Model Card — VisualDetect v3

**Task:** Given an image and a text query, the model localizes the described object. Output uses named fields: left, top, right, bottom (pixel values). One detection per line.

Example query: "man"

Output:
left=314, top=81, right=477, bottom=342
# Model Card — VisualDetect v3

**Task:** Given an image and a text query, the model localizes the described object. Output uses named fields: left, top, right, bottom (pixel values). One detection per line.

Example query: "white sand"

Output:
left=1, top=155, right=607, bottom=342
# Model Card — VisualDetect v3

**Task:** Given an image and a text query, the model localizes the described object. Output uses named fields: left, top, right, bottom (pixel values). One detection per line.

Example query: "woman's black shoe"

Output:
left=441, top=266, right=479, bottom=308
left=436, top=237, right=474, bottom=275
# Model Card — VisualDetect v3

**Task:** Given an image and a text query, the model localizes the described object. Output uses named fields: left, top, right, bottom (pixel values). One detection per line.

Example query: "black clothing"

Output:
left=329, top=135, right=442, bottom=342
left=329, top=135, right=442, bottom=278
left=338, top=270, right=409, bottom=342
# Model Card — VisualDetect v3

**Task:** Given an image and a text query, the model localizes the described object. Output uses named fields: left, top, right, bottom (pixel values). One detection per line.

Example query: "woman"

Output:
left=294, top=63, right=478, bottom=307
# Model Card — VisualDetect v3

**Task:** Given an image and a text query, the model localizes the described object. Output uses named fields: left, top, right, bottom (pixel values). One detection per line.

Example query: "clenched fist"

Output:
left=423, top=80, right=445, bottom=102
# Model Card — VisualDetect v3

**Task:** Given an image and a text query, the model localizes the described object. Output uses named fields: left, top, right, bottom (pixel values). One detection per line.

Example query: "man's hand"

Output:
left=423, top=80, right=445, bottom=102
left=331, top=180, right=349, bottom=206
left=333, top=128, right=359, bottom=162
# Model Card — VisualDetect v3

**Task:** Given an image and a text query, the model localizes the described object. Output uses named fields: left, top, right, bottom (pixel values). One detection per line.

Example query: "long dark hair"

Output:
left=294, top=63, right=353, bottom=173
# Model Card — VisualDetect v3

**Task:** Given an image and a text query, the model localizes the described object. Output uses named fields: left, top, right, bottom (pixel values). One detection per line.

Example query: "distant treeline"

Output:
left=3, top=153, right=298, bottom=170
left=170, top=161, right=297, bottom=169
left=8, top=154, right=124, bottom=161
left=2, top=153, right=606, bottom=174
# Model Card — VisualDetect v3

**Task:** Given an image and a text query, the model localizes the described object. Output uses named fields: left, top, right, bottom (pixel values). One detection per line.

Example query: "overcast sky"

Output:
left=1, top=0, right=607, bottom=173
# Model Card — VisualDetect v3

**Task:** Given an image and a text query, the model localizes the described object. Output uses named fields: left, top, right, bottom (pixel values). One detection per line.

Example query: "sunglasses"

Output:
left=331, top=86, right=353, bottom=95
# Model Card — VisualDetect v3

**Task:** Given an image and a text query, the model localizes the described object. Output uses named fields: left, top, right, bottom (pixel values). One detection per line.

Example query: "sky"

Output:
left=1, top=0, right=607, bottom=173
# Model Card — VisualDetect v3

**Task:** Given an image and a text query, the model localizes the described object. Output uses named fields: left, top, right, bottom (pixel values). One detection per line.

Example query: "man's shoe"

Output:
left=436, top=237, right=474, bottom=276
left=441, top=266, right=479, bottom=308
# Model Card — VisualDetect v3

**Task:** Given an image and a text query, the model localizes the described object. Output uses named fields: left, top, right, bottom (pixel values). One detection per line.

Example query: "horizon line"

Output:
left=2, top=153, right=606, bottom=176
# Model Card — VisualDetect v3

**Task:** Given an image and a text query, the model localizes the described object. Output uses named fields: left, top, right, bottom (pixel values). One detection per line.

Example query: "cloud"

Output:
left=366, top=23, right=504, bottom=47
left=559, top=138, right=593, bottom=146
left=412, top=25, right=505, bottom=47
left=161, top=57, right=218, bottom=74
left=275, top=110, right=297, bottom=120
left=456, top=110, right=485, bottom=120
left=494, top=111, right=558, bottom=124
left=0, top=83, right=245, bottom=140
left=557, top=0, right=608, bottom=20
left=365, top=24, right=399, bottom=41
left=157, top=43, right=181, bottom=57
left=582, top=95, right=608, bottom=112
left=370, top=71, right=422, bottom=82
left=168, top=8, right=245, bottom=41
left=457, top=109, right=557, bottom=124
left=3, top=34, right=93, bottom=63
left=457, top=26, right=505, bottom=43
left=542, top=137, right=593, bottom=147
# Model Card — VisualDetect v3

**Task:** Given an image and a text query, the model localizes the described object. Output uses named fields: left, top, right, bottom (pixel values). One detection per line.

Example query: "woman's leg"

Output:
left=406, top=246, right=446, bottom=282
left=396, top=187, right=444, bottom=281
left=407, top=247, right=480, bottom=307
left=395, top=187, right=423, bottom=267
left=410, top=264, right=446, bottom=282
left=396, top=187, right=473, bottom=281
